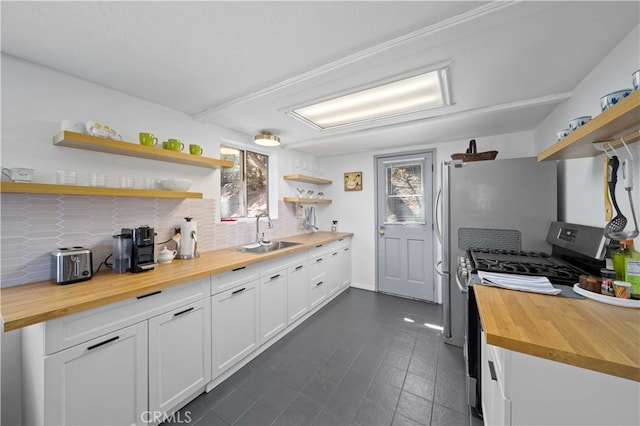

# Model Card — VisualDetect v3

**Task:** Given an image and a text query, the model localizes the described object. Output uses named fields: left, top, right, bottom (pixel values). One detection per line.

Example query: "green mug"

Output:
left=162, top=141, right=169, bottom=149
left=139, top=132, right=158, bottom=147
left=168, top=139, right=184, bottom=152
left=189, top=144, right=203, bottom=156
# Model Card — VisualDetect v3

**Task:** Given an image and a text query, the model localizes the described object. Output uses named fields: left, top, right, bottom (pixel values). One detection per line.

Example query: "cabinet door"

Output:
left=327, top=250, right=340, bottom=297
left=481, top=330, right=511, bottom=426
left=309, top=254, right=328, bottom=309
left=148, top=299, right=212, bottom=419
left=211, top=280, right=259, bottom=378
left=339, top=246, right=352, bottom=288
left=260, top=269, right=287, bottom=344
left=44, top=322, right=148, bottom=426
left=287, top=261, right=309, bottom=325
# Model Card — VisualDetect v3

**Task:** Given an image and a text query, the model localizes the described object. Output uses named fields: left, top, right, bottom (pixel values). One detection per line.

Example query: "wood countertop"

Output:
left=0, top=231, right=353, bottom=332
left=474, top=284, right=640, bottom=382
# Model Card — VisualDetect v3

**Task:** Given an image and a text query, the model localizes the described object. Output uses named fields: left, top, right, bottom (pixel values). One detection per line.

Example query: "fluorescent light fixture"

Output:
left=289, top=68, right=450, bottom=130
left=403, top=317, right=415, bottom=323
left=424, top=322, right=444, bottom=331
left=254, top=131, right=280, bottom=147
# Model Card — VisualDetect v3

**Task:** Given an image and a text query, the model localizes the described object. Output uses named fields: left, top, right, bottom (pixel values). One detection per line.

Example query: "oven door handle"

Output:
left=455, top=268, right=469, bottom=294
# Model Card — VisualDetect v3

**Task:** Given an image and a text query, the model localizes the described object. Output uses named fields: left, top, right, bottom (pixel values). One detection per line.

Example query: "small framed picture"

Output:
left=344, top=171, right=362, bottom=191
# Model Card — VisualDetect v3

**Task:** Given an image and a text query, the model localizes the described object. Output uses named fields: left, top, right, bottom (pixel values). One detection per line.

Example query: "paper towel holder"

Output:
left=176, top=217, right=201, bottom=260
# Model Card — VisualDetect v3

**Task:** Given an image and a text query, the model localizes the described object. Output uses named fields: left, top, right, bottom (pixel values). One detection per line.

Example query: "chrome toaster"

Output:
left=52, top=247, right=93, bottom=285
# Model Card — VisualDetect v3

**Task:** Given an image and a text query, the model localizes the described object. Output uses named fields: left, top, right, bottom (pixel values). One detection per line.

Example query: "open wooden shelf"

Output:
left=283, top=197, right=332, bottom=204
left=283, top=174, right=332, bottom=185
left=538, top=90, right=640, bottom=161
left=53, top=131, right=233, bottom=168
left=0, top=182, right=202, bottom=199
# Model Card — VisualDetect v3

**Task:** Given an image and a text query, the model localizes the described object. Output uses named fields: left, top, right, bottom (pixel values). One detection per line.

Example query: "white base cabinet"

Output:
left=148, top=298, right=211, bottom=421
left=259, top=270, right=287, bottom=345
left=42, top=322, right=148, bottom=426
left=481, top=330, right=640, bottom=426
left=211, top=280, right=259, bottom=378
left=287, top=261, right=309, bottom=325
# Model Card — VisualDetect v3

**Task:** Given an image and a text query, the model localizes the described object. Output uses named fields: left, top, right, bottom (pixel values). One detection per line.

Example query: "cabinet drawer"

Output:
left=260, top=252, right=307, bottom=277
left=44, top=278, right=210, bottom=355
left=211, top=264, right=259, bottom=295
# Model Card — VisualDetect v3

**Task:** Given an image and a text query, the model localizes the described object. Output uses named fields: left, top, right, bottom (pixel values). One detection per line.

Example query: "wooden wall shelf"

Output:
left=0, top=182, right=202, bottom=199
left=283, top=197, right=332, bottom=204
left=283, top=174, right=332, bottom=185
left=538, top=90, right=640, bottom=161
left=53, top=131, right=233, bottom=169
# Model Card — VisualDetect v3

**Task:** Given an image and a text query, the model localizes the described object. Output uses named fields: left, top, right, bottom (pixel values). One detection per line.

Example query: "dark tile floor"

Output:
left=164, top=288, right=470, bottom=426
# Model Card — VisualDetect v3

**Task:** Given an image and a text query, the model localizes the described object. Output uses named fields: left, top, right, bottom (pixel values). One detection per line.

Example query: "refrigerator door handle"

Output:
left=435, top=188, right=443, bottom=244
left=435, top=260, right=448, bottom=277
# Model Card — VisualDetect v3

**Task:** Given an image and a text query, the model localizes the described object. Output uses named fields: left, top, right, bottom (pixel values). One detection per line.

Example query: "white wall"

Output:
left=534, top=25, right=640, bottom=244
left=317, top=131, right=536, bottom=296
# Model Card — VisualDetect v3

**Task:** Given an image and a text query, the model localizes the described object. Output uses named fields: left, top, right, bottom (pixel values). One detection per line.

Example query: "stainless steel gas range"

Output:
left=462, top=221, right=609, bottom=419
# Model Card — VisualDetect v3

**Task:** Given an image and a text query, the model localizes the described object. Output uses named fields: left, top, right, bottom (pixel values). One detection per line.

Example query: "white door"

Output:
left=376, top=151, right=435, bottom=301
left=148, top=299, right=212, bottom=420
left=44, top=322, right=148, bottom=426
left=260, top=269, right=287, bottom=344
left=211, top=280, right=259, bottom=377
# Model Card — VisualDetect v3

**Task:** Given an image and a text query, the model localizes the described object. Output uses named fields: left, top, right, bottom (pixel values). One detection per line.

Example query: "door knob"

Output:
left=378, top=226, right=385, bottom=236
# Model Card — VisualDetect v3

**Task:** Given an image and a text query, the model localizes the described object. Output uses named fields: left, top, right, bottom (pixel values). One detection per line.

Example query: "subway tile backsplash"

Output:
left=0, top=194, right=308, bottom=287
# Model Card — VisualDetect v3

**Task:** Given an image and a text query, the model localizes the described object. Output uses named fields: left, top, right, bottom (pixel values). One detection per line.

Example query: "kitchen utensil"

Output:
left=600, top=89, right=632, bottom=112
left=88, top=173, right=107, bottom=187
left=119, top=176, right=135, bottom=188
left=157, top=246, right=177, bottom=264
left=556, top=129, right=571, bottom=141
left=604, top=156, right=627, bottom=238
left=60, top=119, right=86, bottom=134
left=189, top=144, right=203, bottom=156
left=86, top=121, right=122, bottom=140
left=160, top=178, right=192, bottom=191
left=2, top=167, right=34, bottom=182
left=139, top=132, right=158, bottom=147
left=465, top=139, right=477, bottom=154
left=56, top=170, right=78, bottom=185
left=603, top=157, right=612, bottom=221
left=167, top=139, right=184, bottom=152
left=568, top=116, right=592, bottom=131
left=609, top=158, right=639, bottom=240
left=177, top=217, right=199, bottom=259
left=52, top=247, right=93, bottom=284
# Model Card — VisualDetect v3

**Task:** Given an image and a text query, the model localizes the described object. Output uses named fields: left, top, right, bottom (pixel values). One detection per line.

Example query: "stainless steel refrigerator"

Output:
left=436, top=157, right=557, bottom=347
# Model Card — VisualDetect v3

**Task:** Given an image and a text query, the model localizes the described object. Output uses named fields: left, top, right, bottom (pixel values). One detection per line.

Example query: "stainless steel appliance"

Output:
left=436, top=157, right=558, bottom=348
left=51, top=247, right=93, bottom=284
left=121, top=226, right=155, bottom=272
left=463, top=221, right=608, bottom=418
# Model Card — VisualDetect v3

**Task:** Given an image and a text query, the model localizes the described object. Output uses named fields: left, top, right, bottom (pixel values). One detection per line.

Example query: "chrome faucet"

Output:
left=256, top=213, right=273, bottom=245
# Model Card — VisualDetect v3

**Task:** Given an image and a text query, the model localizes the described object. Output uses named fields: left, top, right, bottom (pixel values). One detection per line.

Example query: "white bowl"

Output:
left=600, top=89, right=632, bottom=111
left=568, top=116, right=592, bottom=131
left=160, top=178, right=192, bottom=191
left=556, top=128, right=571, bottom=141
left=633, top=70, right=640, bottom=91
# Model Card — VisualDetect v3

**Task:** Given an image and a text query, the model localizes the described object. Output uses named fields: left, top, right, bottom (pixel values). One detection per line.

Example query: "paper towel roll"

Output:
left=178, top=217, right=197, bottom=258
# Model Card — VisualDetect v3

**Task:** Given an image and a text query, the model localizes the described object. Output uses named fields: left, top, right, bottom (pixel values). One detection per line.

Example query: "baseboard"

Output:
left=349, top=282, right=375, bottom=291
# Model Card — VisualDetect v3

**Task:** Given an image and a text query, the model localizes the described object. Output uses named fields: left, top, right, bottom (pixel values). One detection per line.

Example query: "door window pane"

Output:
left=385, top=162, right=425, bottom=223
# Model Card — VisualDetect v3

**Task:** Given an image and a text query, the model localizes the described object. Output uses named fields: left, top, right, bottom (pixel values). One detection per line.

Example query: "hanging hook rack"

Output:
left=592, top=128, right=640, bottom=159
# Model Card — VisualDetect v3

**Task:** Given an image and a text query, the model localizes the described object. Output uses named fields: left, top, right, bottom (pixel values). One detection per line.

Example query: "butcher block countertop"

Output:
left=474, top=284, right=640, bottom=382
left=0, top=231, right=352, bottom=332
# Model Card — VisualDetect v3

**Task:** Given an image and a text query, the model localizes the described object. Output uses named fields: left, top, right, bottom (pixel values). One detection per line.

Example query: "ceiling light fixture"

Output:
left=289, top=67, right=451, bottom=130
left=254, top=131, right=280, bottom=147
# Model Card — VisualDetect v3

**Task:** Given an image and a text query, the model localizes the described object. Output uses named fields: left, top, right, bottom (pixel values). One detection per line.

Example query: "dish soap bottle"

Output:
left=624, top=242, right=640, bottom=299
left=613, top=241, right=632, bottom=280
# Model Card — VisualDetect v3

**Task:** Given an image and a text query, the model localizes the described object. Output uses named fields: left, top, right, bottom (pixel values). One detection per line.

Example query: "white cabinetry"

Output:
left=148, top=298, right=211, bottom=419
left=41, top=322, right=148, bottom=426
left=22, top=278, right=210, bottom=426
left=259, top=269, right=287, bottom=344
left=211, top=280, right=259, bottom=378
left=308, top=249, right=329, bottom=309
left=481, top=330, right=640, bottom=426
left=287, top=260, right=309, bottom=325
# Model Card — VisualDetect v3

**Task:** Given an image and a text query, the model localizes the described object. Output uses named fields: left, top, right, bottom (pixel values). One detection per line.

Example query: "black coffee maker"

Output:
left=121, top=226, right=155, bottom=273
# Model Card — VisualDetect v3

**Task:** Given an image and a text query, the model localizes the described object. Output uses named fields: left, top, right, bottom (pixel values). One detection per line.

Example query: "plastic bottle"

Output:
left=624, top=242, right=640, bottom=299
left=612, top=241, right=633, bottom=281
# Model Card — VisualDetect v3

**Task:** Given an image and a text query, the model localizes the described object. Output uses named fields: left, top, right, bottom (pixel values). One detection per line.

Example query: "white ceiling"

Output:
left=2, top=1, right=638, bottom=156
